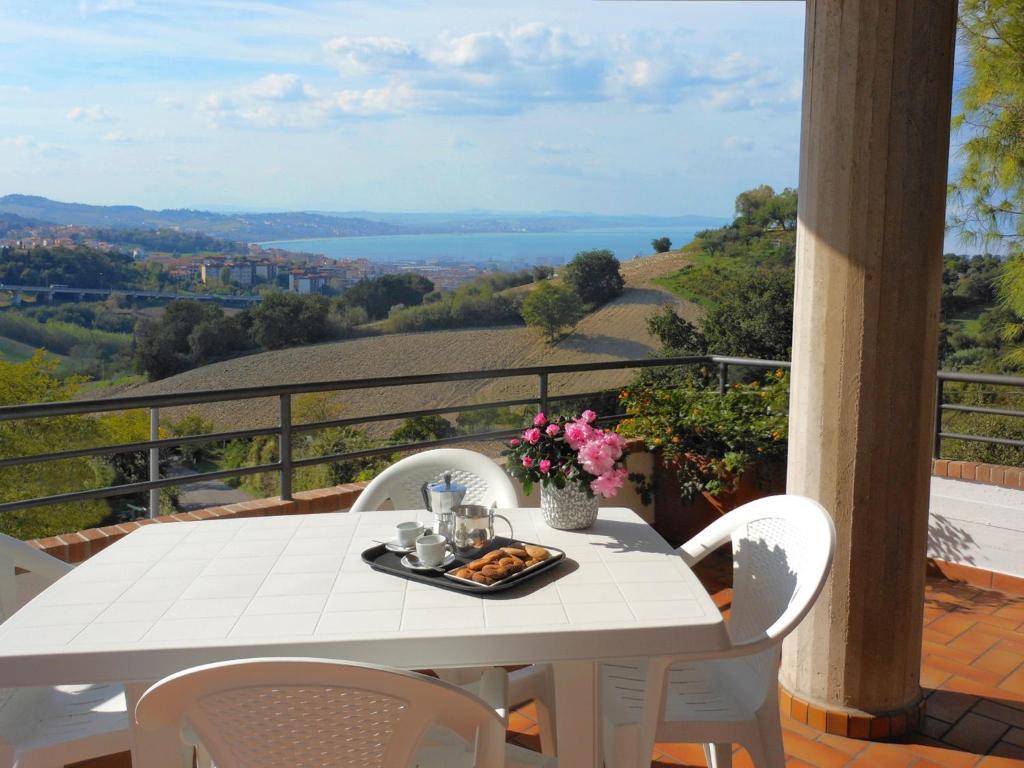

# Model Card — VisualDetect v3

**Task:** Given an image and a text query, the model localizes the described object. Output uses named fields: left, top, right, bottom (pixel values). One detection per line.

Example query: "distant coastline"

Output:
left=260, top=226, right=705, bottom=266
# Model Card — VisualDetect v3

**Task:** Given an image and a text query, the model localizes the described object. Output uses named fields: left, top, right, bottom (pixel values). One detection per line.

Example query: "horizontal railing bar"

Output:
left=0, top=462, right=282, bottom=514
left=0, top=356, right=712, bottom=421
left=708, top=356, right=792, bottom=369
left=937, top=370, right=1024, bottom=387
left=938, top=432, right=1024, bottom=449
left=940, top=404, right=1024, bottom=419
left=291, top=414, right=631, bottom=471
left=290, top=397, right=543, bottom=434
left=0, top=426, right=281, bottom=469
left=290, top=428, right=525, bottom=469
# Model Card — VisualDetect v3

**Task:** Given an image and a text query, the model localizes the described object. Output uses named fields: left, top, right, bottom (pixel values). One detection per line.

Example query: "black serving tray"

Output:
left=361, top=536, right=565, bottom=595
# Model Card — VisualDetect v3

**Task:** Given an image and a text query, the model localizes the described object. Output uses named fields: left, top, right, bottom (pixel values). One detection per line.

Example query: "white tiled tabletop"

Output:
left=0, top=508, right=726, bottom=687
left=0, top=507, right=728, bottom=768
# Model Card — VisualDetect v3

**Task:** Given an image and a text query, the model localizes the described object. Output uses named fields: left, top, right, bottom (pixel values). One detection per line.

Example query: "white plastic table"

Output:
left=0, top=508, right=727, bottom=768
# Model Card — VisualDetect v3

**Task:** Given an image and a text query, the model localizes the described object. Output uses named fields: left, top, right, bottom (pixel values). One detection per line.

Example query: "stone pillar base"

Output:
left=780, top=686, right=925, bottom=740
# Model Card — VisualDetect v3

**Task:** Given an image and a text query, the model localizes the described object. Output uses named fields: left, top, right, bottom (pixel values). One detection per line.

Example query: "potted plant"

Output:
left=503, top=410, right=628, bottom=530
left=617, top=371, right=789, bottom=542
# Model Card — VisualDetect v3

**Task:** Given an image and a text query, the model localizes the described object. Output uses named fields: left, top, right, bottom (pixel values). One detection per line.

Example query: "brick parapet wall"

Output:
left=26, top=482, right=369, bottom=565
left=932, top=458, right=1024, bottom=491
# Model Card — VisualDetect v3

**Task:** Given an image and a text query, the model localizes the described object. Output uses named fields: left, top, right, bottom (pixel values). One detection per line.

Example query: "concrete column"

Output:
left=781, top=0, right=957, bottom=733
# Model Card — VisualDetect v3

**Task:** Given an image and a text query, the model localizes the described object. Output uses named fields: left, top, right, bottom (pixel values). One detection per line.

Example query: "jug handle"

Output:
left=420, top=481, right=432, bottom=511
left=493, top=513, right=514, bottom=541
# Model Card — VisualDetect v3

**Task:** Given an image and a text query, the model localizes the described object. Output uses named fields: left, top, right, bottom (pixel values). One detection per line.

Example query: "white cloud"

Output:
left=67, top=104, right=112, bottom=122
left=325, top=36, right=424, bottom=73
left=2, top=135, right=79, bottom=161
left=246, top=73, right=312, bottom=101
left=333, top=84, right=414, bottom=117
left=101, top=131, right=137, bottom=144
left=432, top=32, right=510, bottom=68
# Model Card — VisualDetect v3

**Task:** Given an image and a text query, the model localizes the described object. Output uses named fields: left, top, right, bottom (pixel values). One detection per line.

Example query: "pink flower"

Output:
left=601, top=431, right=627, bottom=460
left=522, top=456, right=534, bottom=468
left=509, top=438, right=521, bottom=447
left=564, top=421, right=593, bottom=450
left=591, top=467, right=628, bottom=498
left=533, top=412, right=547, bottom=426
left=539, top=459, right=552, bottom=473
left=581, top=409, right=597, bottom=424
left=579, top=440, right=615, bottom=477
left=545, top=423, right=561, bottom=437
left=523, top=427, right=542, bottom=445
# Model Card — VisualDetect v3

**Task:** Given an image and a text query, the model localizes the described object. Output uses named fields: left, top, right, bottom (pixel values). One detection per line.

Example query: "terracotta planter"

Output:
left=651, top=453, right=785, bottom=547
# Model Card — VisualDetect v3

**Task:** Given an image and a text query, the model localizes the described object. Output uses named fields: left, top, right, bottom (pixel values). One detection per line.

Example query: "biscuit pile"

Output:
left=451, top=544, right=551, bottom=586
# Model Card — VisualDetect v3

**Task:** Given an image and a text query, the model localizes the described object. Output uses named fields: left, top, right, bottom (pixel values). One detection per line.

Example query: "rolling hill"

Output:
left=123, top=250, right=698, bottom=432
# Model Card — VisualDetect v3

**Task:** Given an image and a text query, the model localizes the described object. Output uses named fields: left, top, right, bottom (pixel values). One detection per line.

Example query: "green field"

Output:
left=0, top=335, right=56, bottom=363
left=652, top=249, right=748, bottom=310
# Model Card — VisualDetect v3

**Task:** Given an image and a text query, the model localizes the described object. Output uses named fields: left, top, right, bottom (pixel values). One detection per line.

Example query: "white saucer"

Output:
left=401, top=552, right=457, bottom=572
left=385, top=539, right=415, bottom=554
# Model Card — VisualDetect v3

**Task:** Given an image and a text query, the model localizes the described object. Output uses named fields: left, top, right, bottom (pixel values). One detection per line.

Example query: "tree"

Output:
left=651, top=237, right=672, bottom=253
left=248, top=292, right=332, bottom=350
left=701, top=268, right=795, bottom=361
left=562, top=249, right=624, bottom=307
left=390, top=416, right=456, bottom=444
left=133, top=300, right=223, bottom=379
left=999, top=256, right=1024, bottom=368
left=341, top=274, right=434, bottom=320
left=949, top=0, right=1024, bottom=257
left=522, top=282, right=583, bottom=343
left=735, top=185, right=776, bottom=221
left=646, top=305, right=708, bottom=355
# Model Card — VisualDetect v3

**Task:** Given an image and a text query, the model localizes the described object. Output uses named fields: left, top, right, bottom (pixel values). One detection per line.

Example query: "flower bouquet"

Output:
left=503, top=410, right=629, bottom=529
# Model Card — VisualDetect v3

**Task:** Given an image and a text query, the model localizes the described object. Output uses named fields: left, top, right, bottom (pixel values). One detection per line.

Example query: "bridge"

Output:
left=0, top=283, right=262, bottom=306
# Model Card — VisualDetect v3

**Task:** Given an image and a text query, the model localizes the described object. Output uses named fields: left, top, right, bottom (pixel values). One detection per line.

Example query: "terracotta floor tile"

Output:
left=919, top=715, right=953, bottom=740
left=1000, top=665, right=1024, bottom=696
left=926, top=689, right=979, bottom=723
left=941, top=674, right=1020, bottom=701
left=942, top=712, right=1010, bottom=754
left=816, top=731, right=870, bottom=757
left=974, top=647, right=1024, bottom=680
left=846, top=743, right=919, bottom=768
left=978, top=755, right=1024, bottom=768
left=655, top=742, right=710, bottom=765
left=949, top=630, right=1001, bottom=659
left=1005, top=727, right=1024, bottom=747
left=927, top=654, right=1007, bottom=687
left=990, top=740, right=1024, bottom=760
left=974, top=700, right=1024, bottom=730
left=780, top=732, right=849, bottom=768
left=930, top=613, right=979, bottom=638
left=903, top=740, right=986, bottom=768
left=922, top=664, right=954, bottom=689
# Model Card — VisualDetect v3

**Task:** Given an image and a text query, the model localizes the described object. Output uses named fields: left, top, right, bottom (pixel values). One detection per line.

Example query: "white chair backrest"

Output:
left=135, top=658, right=507, bottom=768
left=679, top=495, right=835, bottom=660
left=0, top=533, right=74, bottom=751
left=0, top=532, right=72, bottom=624
left=350, top=448, right=519, bottom=513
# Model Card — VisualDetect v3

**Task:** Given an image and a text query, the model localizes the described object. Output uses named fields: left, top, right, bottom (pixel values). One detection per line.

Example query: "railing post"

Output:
left=717, top=362, right=728, bottom=395
left=538, top=372, right=549, bottom=416
left=279, top=394, right=292, bottom=500
left=148, top=407, right=159, bottom=518
left=934, top=377, right=944, bottom=459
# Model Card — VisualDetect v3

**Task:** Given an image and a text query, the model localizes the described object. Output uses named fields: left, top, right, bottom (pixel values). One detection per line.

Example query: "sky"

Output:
left=1, top=1, right=809, bottom=217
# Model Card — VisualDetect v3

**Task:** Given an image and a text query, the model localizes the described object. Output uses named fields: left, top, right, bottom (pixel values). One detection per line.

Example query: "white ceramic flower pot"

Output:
left=540, top=484, right=599, bottom=530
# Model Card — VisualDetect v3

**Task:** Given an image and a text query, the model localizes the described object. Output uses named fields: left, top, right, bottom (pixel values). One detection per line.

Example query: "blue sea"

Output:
left=261, top=226, right=703, bottom=266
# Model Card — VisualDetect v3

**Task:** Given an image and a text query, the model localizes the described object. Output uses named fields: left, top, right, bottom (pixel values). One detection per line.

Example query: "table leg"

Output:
left=553, top=660, right=603, bottom=768
left=125, top=681, right=189, bottom=768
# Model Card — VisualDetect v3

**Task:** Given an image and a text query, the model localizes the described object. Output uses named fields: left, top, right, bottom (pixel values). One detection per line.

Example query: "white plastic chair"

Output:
left=348, top=448, right=555, bottom=755
left=0, top=533, right=130, bottom=768
left=135, top=658, right=555, bottom=768
left=349, top=448, right=519, bottom=512
left=599, top=495, right=836, bottom=768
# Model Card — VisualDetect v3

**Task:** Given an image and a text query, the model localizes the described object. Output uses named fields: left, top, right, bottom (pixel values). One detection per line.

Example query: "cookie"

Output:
left=480, top=550, right=504, bottom=564
left=466, top=559, right=487, bottom=572
left=481, top=563, right=510, bottom=579
left=523, top=558, right=540, bottom=567
left=498, top=556, right=524, bottom=568
left=500, top=547, right=529, bottom=559
left=471, top=572, right=495, bottom=585
left=524, top=545, right=550, bottom=561
left=453, top=567, right=474, bottom=579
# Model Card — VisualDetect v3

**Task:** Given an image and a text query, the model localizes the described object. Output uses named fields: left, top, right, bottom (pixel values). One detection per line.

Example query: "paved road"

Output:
left=167, top=465, right=253, bottom=511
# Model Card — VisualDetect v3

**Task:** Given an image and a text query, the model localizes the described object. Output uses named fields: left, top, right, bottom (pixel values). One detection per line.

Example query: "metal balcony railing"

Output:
left=0, top=355, right=1021, bottom=518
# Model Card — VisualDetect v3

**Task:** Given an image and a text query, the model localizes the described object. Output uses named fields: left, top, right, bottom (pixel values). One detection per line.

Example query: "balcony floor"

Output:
left=74, top=554, right=1024, bottom=768
left=507, top=553, right=1024, bottom=767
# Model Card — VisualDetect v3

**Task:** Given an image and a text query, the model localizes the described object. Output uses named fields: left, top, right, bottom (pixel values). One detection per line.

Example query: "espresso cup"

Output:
left=396, top=521, right=425, bottom=548
left=416, top=534, right=447, bottom=567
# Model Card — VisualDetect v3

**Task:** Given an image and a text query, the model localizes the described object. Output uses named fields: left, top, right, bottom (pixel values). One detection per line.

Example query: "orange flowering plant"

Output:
left=617, top=371, right=789, bottom=500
